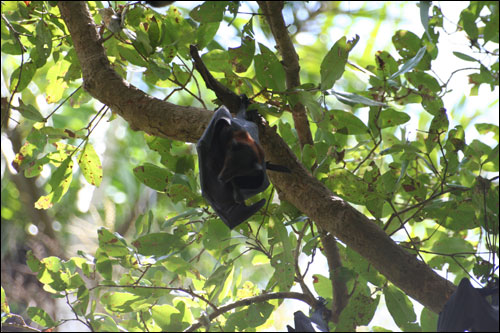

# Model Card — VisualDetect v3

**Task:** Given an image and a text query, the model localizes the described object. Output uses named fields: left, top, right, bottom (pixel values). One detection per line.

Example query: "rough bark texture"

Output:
left=58, top=2, right=211, bottom=143
left=257, top=1, right=313, bottom=148
left=58, top=1, right=455, bottom=313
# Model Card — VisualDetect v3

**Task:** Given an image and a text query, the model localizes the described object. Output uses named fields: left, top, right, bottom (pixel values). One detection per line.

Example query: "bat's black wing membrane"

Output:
left=438, top=278, right=499, bottom=332
left=197, top=106, right=269, bottom=229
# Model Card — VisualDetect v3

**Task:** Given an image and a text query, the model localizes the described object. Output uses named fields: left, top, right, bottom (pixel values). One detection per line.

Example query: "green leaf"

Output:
left=163, top=208, right=203, bottom=227
left=406, top=71, right=441, bottom=93
left=374, top=51, right=400, bottom=77
left=229, top=35, right=255, bottom=73
left=376, top=169, right=399, bottom=197
left=255, top=44, right=286, bottom=91
left=337, top=278, right=379, bottom=330
left=421, top=93, right=444, bottom=116
left=392, top=30, right=421, bottom=58
left=268, top=221, right=295, bottom=291
left=2, top=42, right=23, bottom=55
left=326, top=169, right=369, bottom=204
left=312, top=274, right=333, bottom=297
left=330, top=109, right=370, bottom=135
left=33, top=19, right=52, bottom=67
left=475, top=123, right=499, bottom=141
left=10, top=62, right=37, bottom=92
left=162, top=256, right=191, bottom=275
left=117, top=45, right=148, bottom=67
left=196, top=22, right=220, bottom=50
left=225, top=308, right=249, bottom=331
left=390, top=46, right=427, bottom=79
left=13, top=133, right=46, bottom=172
left=384, top=285, right=417, bottom=328
left=453, top=51, right=478, bottom=62
left=460, top=9, right=479, bottom=40
left=78, top=143, right=103, bottom=186
left=1, top=287, right=9, bottom=314
left=161, top=7, right=195, bottom=59
left=296, top=91, right=323, bottom=122
left=95, top=251, right=113, bottom=280
left=132, top=29, right=153, bottom=56
left=13, top=100, right=45, bottom=122
left=320, top=35, right=359, bottom=90
left=327, top=90, right=387, bottom=107
left=247, top=302, right=274, bottom=327
left=484, top=144, right=499, bottom=168
left=148, top=60, right=171, bottom=80
left=420, top=307, right=438, bottom=332
left=378, top=109, right=411, bottom=128
left=346, top=247, right=385, bottom=287
left=419, top=1, right=432, bottom=41
left=40, top=126, right=83, bottom=139
left=26, top=127, right=47, bottom=154
left=35, top=157, right=73, bottom=209
left=101, top=292, right=147, bottom=313
left=98, top=228, right=130, bottom=257
left=49, top=156, right=73, bottom=195
left=90, top=314, right=120, bottom=332
left=132, top=232, right=182, bottom=256
left=301, top=144, right=316, bottom=170
left=202, top=218, right=231, bottom=251
left=74, top=285, right=90, bottom=316
left=302, top=234, right=320, bottom=255
left=37, top=256, right=69, bottom=292
left=190, top=1, right=228, bottom=23
left=26, top=250, right=43, bottom=273
left=205, top=264, right=231, bottom=288
left=28, top=306, right=56, bottom=328
left=201, top=49, right=232, bottom=73
left=133, top=163, right=171, bottom=192
left=426, top=109, right=449, bottom=152
left=172, top=63, right=190, bottom=85
left=147, top=17, right=161, bottom=48
left=152, top=304, right=183, bottom=331
left=433, top=234, right=475, bottom=254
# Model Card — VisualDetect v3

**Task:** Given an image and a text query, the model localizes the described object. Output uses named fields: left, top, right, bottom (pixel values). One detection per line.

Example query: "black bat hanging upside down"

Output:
left=197, top=97, right=289, bottom=229
left=438, top=277, right=498, bottom=332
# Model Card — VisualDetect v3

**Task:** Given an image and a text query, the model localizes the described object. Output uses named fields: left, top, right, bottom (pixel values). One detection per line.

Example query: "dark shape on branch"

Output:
left=197, top=96, right=289, bottom=228
left=438, top=278, right=499, bottom=332
left=190, top=44, right=242, bottom=113
left=287, top=297, right=331, bottom=332
left=145, top=1, right=175, bottom=8
left=192, top=45, right=290, bottom=228
left=197, top=99, right=269, bottom=229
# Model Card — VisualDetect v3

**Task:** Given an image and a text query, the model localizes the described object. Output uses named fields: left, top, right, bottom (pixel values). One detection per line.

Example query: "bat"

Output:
left=145, top=1, right=175, bottom=8
left=437, top=278, right=499, bottom=332
left=197, top=98, right=289, bottom=229
left=287, top=298, right=330, bottom=332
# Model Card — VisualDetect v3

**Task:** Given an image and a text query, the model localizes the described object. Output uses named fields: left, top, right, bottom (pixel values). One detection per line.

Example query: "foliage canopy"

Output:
left=1, top=1, right=498, bottom=332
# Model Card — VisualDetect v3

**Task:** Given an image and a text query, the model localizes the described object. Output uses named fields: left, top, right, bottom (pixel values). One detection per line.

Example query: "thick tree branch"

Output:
left=257, top=1, right=313, bottom=148
left=57, top=2, right=211, bottom=143
left=258, top=123, right=455, bottom=312
left=256, top=3, right=355, bottom=322
left=58, top=1, right=455, bottom=313
left=189, top=45, right=242, bottom=113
